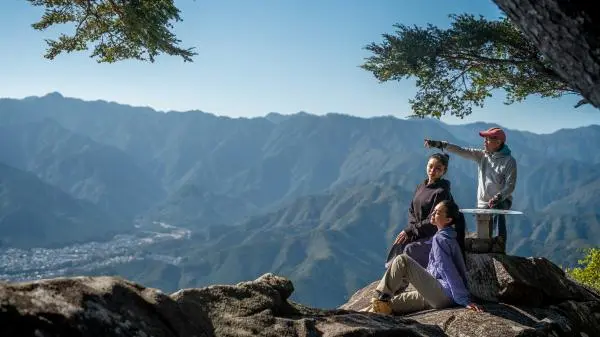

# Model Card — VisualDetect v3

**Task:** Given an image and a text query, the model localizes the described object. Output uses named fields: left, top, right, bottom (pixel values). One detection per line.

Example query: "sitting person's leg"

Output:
left=374, top=254, right=453, bottom=314
left=403, top=237, right=432, bottom=268
left=385, top=242, right=407, bottom=268
left=390, top=290, right=428, bottom=315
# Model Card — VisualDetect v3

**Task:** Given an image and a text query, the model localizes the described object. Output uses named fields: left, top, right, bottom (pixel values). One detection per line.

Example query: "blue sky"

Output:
left=1, top=0, right=598, bottom=134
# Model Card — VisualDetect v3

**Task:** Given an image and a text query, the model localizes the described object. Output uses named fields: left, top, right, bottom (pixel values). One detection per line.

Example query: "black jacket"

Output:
left=405, top=178, right=452, bottom=241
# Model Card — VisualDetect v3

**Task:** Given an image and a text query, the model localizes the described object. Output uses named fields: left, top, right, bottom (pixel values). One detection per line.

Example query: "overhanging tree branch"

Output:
left=362, top=13, right=586, bottom=118
left=28, top=0, right=196, bottom=63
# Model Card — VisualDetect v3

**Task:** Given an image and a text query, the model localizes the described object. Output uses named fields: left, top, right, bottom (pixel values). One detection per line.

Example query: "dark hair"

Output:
left=438, top=199, right=466, bottom=260
left=428, top=153, right=450, bottom=174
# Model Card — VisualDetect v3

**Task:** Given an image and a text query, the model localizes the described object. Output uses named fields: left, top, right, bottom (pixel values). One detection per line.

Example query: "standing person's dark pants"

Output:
left=492, top=199, right=512, bottom=242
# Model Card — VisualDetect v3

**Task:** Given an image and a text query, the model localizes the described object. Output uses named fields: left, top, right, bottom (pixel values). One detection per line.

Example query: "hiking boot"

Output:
left=370, top=298, right=392, bottom=315
left=370, top=290, right=392, bottom=315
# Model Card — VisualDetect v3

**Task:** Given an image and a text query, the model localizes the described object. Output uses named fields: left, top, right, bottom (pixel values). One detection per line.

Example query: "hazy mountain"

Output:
left=0, top=95, right=459, bottom=211
left=138, top=184, right=260, bottom=227
left=87, top=181, right=414, bottom=308
left=510, top=211, right=600, bottom=266
left=1, top=93, right=599, bottom=307
left=83, top=172, right=600, bottom=307
left=0, top=119, right=165, bottom=220
left=516, top=160, right=599, bottom=211
left=0, top=162, right=125, bottom=248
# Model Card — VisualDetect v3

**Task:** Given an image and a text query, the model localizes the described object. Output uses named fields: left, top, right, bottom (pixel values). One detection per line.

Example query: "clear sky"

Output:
left=1, top=0, right=598, bottom=134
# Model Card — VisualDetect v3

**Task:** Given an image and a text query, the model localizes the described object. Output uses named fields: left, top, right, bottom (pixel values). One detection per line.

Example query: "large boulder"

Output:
left=0, top=276, right=209, bottom=337
left=172, top=273, right=447, bottom=336
left=342, top=253, right=598, bottom=312
left=464, top=236, right=505, bottom=254
left=1, top=255, right=599, bottom=337
left=406, top=301, right=600, bottom=337
left=0, top=273, right=445, bottom=337
left=340, top=253, right=600, bottom=337
left=465, top=253, right=598, bottom=306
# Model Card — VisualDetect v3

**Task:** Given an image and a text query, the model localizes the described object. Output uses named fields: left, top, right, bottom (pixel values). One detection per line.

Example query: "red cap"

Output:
left=479, top=127, right=506, bottom=142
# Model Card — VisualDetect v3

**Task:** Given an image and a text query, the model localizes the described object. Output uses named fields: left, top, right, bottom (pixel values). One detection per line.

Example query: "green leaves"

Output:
left=566, top=248, right=600, bottom=291
left=28, top=0, right=197, bottom=63
left=362, top=14, right=582, bottom=118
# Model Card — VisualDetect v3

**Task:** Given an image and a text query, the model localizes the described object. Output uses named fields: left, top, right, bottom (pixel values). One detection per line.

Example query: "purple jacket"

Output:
left=426, top=227, right=470, bottom=306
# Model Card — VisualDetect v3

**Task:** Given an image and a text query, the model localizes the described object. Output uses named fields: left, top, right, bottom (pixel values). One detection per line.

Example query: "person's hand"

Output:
left=488, top=195, right=502, bottom=209
left=394, top=231, right=408, bottom=244
left=466, top=303, right=484, bottom=312
left=424, top=139, right=444, bottom=149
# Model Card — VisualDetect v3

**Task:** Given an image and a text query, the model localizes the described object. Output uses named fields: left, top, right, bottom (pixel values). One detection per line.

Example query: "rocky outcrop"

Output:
left=341, top=282, right=600, bottom=337
left=0, top=274, right=444, bottom=337
left=0, top=276, right=207, bottom=337
left=464, top=236, right=505, bottom=254
left=341, top=253, right=600, bottom=337
left=1, top=254, right=599, bottom=337
left=465, top=253, right=598, bottom=306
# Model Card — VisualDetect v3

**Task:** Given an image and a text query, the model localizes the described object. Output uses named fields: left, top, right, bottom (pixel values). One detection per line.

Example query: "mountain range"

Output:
left=0, top=161, right=124, bottom=248
left=0, top=92, right=599, bottom=307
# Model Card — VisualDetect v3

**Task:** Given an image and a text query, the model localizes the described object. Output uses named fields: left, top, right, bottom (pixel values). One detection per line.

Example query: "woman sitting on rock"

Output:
left=385, top=153, right=453, bottom=269
left=370, top=200, right=482, bottom=315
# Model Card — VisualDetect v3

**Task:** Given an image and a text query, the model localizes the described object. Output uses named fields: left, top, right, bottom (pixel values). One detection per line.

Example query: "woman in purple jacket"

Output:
left=385, top=153, right=453, bottom=269
left=370, top=200, right=482, bottom=315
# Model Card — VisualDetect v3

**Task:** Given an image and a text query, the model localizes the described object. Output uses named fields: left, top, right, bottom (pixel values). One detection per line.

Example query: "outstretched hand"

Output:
left=466, top=303, right=484, bottom=312
left=424, top=139, right=444, bottom=149
left=488, top=195, right=502, bottom=209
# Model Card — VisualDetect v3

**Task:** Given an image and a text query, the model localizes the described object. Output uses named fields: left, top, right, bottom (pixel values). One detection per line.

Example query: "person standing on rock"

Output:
left=369, top=200, right=483, bottom=315
left=385, top=153, right=454, bottom=269
left=424, top=127, right=517, bottom=245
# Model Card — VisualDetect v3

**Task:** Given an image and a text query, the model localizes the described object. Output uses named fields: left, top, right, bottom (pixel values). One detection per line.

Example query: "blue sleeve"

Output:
left=436, top=237, right=471, bottom=307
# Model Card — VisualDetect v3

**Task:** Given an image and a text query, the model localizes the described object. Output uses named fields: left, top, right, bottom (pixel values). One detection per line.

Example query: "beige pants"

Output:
left=376, top=253, right=453, bottom=314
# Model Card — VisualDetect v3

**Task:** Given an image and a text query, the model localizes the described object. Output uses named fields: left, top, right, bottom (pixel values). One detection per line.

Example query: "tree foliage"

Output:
left=28, top=0, right=196, bottom=63
left=566, top=248, right=600, bottom=291
left=361, top=14, right=584, bottom=118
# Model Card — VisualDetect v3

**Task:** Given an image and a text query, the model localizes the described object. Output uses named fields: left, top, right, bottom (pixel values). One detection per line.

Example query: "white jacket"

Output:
left=445, top=143, right=517, bottom=208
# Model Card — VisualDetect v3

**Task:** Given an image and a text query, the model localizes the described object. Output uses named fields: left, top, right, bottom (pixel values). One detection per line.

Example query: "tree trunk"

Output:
left=493, top=0, right=600, bottom=108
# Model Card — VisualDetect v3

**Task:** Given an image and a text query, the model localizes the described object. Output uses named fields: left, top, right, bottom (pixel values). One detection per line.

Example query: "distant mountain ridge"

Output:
left=0, top=118, right=165, bottom=220
left=0, top=162, right=124, bottom=248
left=1, top=92, right=599, bottom=307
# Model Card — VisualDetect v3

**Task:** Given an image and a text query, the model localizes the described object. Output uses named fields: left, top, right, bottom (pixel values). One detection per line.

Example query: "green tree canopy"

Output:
left=28, top=0, right=196, bottom=63
left=361, top=14, right=585, bottom=118
left=566, top=248, right=600, bottom=291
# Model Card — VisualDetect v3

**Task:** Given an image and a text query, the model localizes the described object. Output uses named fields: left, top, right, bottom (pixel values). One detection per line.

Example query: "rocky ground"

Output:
left=1, top=253, right=599, bottom=337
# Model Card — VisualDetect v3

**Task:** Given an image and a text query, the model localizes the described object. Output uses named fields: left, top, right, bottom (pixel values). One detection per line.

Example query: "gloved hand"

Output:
left=488, top=194, right=502, bottom=209
left=424, top=139, right=446, bottom=149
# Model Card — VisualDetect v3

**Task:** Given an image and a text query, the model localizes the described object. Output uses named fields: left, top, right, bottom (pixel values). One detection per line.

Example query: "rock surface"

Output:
left=1, top=254, right=599, bottom=337
left=465, top=253, right=598, bottom=306
left=341, top=253, right=600, bottom=337
left=464, top=236, right=505, bottom=254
